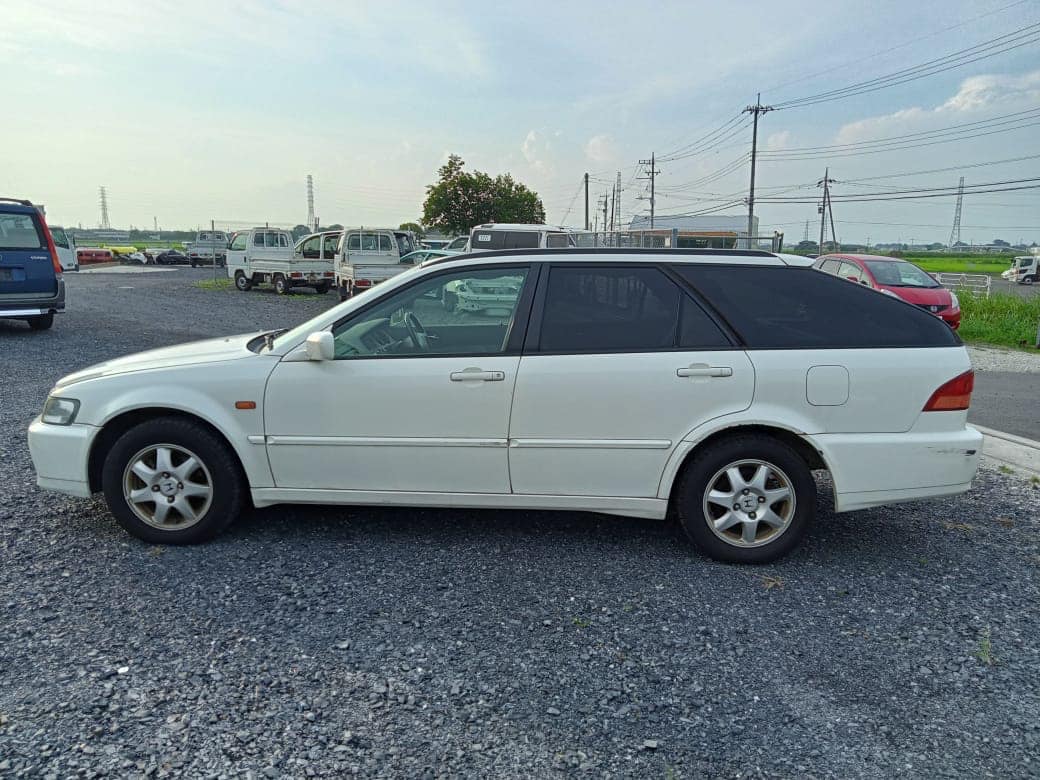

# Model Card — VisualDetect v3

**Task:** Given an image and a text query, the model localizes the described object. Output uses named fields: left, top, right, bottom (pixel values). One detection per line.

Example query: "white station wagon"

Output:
left=28, top=249, right=982, bottom=563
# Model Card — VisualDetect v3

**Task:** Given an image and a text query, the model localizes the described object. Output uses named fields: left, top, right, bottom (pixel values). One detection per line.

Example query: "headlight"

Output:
left=949, top=291, right=960, bottom=310
left=41, top=397, right=80, bottom=425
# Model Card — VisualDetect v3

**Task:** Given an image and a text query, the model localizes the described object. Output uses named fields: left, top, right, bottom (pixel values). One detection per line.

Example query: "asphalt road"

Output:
left=970, top=371, right=1039, bottom=441
left=1, top=267, right=1038, bottom=778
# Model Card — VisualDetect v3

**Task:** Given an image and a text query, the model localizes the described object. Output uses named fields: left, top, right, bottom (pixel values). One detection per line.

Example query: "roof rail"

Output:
left=423, top=246, right=777, bottom=267
left=0, top=197, right=34, bottom=207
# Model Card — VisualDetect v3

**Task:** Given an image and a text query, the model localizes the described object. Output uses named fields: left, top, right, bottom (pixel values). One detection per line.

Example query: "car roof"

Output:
left=471, top=223, right=573, bottom=232
left=822, top=253, right=901, bottom=263
left=0, top=198, right=38, bottom=215
left=423, top=247, right=789, bottom=269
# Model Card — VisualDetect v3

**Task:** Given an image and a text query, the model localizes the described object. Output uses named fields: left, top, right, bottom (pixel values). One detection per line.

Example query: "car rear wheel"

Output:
left=338, top=283, right=352, bottom=302
left=234, top=271, right=253, bottom=291
left=675, top=435, right=815, bottom=563
left=274, top=274, right=290, bottom=295
left=1023, top=275, right=1035, bottom=285
left=101, top=417, right=245, bottom=544
left=314, top=281, right=330, bottom=294
left=28, top=313, right=54, bottom=330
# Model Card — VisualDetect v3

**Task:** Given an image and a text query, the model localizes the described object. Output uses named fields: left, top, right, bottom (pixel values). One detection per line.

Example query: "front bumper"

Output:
left=27, top=416, right=99, bottom=498
left=808, top=424, right=983, bottom=512
left=0, top=278, right=66, bottom=317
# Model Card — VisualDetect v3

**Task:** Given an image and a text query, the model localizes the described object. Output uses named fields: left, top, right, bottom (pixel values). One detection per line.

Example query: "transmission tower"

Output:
left=948, top=176, right=964, bottom=247
left=98, top=186, right=111, bottom=229
left=306, top=174, right=315, bottom=230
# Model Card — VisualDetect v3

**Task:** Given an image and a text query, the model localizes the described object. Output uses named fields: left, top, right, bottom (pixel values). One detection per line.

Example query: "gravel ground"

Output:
left=967, top=344, right=1040, bottom=374
left=1, top=269, right=1039, bottom=778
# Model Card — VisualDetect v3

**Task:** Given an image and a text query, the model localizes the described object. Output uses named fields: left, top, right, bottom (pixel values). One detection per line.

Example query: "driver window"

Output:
left=331, top=267, right=530, bottom=359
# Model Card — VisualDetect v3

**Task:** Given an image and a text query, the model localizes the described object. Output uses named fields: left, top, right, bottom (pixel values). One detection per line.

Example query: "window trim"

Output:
left=523, top=262, right=739, bottom=356
left=329, top=262, right=539, bottom=361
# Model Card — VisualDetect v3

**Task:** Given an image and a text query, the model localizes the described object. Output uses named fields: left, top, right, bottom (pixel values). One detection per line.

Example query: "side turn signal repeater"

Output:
left=235, top=401, right=257, bottom=410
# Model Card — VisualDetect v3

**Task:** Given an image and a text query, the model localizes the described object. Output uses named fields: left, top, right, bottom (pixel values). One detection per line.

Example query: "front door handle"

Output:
left=450, top=368, right=505, bottom=382
left=677, top=364, right=733, bottom=378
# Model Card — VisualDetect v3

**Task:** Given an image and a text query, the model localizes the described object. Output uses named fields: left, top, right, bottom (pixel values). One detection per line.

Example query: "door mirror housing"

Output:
left=305, top=331, right=335, bottom=361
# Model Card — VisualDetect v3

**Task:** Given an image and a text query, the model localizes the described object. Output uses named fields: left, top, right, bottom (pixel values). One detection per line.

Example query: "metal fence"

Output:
left=571, top=230, right=784, bottom=252
left=936, top=272, right=992, bottom=298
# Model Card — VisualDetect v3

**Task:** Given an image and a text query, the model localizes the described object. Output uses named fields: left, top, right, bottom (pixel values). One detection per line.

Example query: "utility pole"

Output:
left=949, top=176, right=964, bottom=248
left=638, top=154, right=659, bottom=229
left=306, top=174, right=315, bottom=231
left=584, top=172, right=590, bottom=231
left=817, top=168, right=836, bottom=253
left=803, top=220, right=809, bottom=243
left=98, top=186, right=110, bottom=229
left=615, top=170, right=622, bottom=232
left=602, top=191, right=609, bottom=237
left=744, top=93, right=773, bottom=250
left=609, top=183, right=616, bottom=232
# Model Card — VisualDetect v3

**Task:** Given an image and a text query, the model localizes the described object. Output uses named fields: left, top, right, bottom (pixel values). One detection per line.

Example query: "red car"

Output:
left=813, top=253, right=961, bottom=330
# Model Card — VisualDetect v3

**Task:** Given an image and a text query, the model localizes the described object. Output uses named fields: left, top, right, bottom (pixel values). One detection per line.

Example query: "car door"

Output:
left=508, top=264, right=755, bottom=498
left=263, top=263, right=536, bottom=494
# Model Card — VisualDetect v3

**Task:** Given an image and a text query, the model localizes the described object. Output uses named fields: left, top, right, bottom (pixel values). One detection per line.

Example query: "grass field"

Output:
left=904, top=255, right=1013, bottom=275
left=959, top=293, right=1040, bottom=350
left=193, top=278, right=232, bottom=290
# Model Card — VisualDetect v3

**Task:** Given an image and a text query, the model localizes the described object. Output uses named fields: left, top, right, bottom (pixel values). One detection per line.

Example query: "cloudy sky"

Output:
left=2, top=0, right=1038, bottom=244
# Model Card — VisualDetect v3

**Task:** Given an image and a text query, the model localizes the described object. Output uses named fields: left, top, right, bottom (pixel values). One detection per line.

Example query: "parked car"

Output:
left=296, top=230, right=343, bottom=261
left=814, top=253, right=961, bottom=329
left=1001, top=255, right=1038, bottom=285
left=466, top=223, right=578, bottom=252
left=0, top=197, right=65, bottom=330
left=188, top=231, right=228, bottom=267
left=333, top=228, right=417, bottom=300
left=399, top=249, right=457, bottom=266
left=48, top=225, right=78, bottom=271
left=442, top=236, right=469, bottom=252
left=227, top=228, right=334, bottom=294
left=154, top=249, right=188, bottom=265
left=27, top=248, right=981, bottom=563
left=76, top=247, right=114, bottom=265
left=122, top=251, right=151, bottom=264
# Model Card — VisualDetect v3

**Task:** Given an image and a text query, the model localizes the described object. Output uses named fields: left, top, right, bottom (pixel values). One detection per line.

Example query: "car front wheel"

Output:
left=274, top=274, right=289, bottom=295
left=101, top=417, right=245, bottom=544
left=28, top=313, right=54, bottom=330
left=1022, top=275, right=1035, bottom=285
left=234, top=271, right=253, bottom=291
left=675, top=435, right=815, bottom=563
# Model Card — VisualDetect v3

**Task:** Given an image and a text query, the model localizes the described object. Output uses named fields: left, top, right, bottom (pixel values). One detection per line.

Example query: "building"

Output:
left=627, top=214, right=771, bottom=250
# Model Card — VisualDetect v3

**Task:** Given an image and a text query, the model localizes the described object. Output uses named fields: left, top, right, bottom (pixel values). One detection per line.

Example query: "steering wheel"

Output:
left=404, top=311, right=430, bottom=351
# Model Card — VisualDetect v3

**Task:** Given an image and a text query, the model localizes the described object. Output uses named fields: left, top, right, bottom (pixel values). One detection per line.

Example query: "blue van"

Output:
left=0, top=198, right=65, bottom=330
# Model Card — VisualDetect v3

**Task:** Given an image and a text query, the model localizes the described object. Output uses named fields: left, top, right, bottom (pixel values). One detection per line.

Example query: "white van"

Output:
left=466, top=223, right=578, bottom=252
left=48, top=226, right=78, bottom=271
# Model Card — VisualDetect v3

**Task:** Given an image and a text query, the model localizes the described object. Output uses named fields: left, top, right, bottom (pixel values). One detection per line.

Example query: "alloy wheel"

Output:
left=122, top=444, right=213, bottom=530
left=702, top=459, right=796, bottom=548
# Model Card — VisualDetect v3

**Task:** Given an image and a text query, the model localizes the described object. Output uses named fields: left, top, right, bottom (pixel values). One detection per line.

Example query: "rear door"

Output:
left=0, top=209, right=54, bottom=299
left=508, top=264, right=754, bottom=498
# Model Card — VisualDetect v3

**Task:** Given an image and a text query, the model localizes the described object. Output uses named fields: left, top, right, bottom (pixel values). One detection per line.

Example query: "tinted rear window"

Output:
left=673, top=265, right=959, bottom=349
left=0, top=212, right=45, bottom=250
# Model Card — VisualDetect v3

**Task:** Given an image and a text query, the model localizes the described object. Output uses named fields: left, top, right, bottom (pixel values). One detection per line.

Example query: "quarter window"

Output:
left=331, top=267, right=530, bottom=359
left=673, top=265, right=959, bottom=349
left=820, top=259, right=840, bottom=274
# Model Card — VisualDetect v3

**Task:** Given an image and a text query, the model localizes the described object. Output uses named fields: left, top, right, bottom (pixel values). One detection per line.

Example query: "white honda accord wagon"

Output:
left=28, top=249, right=982, bottom=563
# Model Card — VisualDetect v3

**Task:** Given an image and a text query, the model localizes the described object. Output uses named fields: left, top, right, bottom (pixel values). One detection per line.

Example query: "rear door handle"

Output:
left=450, top=368, right=505, bottom=382
left=677, top=364, right=733, bottom=378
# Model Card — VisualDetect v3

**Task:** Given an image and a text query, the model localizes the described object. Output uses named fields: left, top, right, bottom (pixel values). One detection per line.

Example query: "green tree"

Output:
left=422, top=155, right=545, bottom=236
left=399, top=222, right=424, bottom=238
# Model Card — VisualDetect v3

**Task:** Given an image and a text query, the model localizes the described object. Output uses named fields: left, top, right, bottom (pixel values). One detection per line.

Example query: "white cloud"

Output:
left=521, top=130, right=554, bottom=174
left=835, top=69, right=1040, bottom=144
left=584, top=134, right=616, bottom=164
left=764, top=130, right=791, bottom=151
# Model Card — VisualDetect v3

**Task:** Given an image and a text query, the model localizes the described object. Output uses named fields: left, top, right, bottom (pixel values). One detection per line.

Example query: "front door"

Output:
left=263, top=264, right=534, bottom=494
left=508, top=265, right=755, bottom=498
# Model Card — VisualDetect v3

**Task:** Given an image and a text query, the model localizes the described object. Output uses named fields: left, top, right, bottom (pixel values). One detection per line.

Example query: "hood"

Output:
left=877, top=284, right=951, bottom=306
left=56, top=332, right=264, bottom=388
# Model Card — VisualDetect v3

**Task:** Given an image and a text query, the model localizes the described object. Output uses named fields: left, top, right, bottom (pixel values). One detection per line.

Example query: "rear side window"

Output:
left=673, top=265, right=959, bottom=348
left=820, top=259, right=840, bottom=274
left=538, top=266, right=730, bottom=352
left=0, top=212, right=45, bottom=249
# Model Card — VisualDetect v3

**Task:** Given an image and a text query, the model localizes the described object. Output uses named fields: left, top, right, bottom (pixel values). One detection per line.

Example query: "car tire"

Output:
left=314, top=281, right=330, bottom=294
left=1023, top=275, right=1035, bottom=285
left=190, top=261, right=197, bottom=268
left=101, top=417, right=245, bottom=545
left=338, top=283, right=352, bottom=302
left=274, top=274, right=290, bottom=295
left=28, top=313, right=54, bottom=330
left=234, top=271, right=253, bottom=291
left=675, top=434, right=816, bottom=564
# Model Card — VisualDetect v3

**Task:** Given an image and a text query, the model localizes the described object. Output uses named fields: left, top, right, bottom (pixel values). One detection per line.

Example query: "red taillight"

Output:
left=37, top=210, right=63, bottom=275
left=290, top=272, right=302, bottom=278
left=923, top=370, right=974, bottom=412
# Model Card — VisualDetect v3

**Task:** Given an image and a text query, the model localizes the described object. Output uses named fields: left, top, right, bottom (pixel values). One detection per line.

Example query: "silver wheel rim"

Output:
left=122, top=443, right=214, bottom=531
left=702, top=459, right=796, bottom=548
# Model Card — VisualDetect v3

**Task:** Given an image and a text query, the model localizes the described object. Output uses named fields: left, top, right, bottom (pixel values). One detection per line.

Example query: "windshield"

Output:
left=49, top=227, right=71, bottom=248
left=863, top=259, right=938, bottom=288
left=269, top=263, right=427, bottom=351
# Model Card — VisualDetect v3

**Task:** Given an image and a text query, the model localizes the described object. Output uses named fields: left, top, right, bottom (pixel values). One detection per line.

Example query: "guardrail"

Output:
left=936, top=272, right=991, bottom=298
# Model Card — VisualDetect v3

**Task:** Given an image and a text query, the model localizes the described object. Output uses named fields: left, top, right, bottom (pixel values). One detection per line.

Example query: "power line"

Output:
left=772, top=22, right=1040, bottom=110
left=839, top=153, right=1040, bottom=183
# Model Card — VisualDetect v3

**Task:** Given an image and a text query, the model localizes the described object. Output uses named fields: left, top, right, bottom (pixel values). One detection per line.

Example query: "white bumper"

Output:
left=808, top=424, right=983, bottom=512
left=27, top=417, right=99, bottom=498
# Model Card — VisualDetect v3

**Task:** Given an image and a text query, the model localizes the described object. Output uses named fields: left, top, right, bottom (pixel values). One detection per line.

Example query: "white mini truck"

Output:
left=334, top=228, right=417, bottom=300
left=28, top=248, right=982, bottom=564
left=227, top=228, right=334, bottom=294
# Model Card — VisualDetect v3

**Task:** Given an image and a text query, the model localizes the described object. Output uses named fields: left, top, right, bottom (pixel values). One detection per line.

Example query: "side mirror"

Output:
left=305, top=331, right=334, bottom=361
